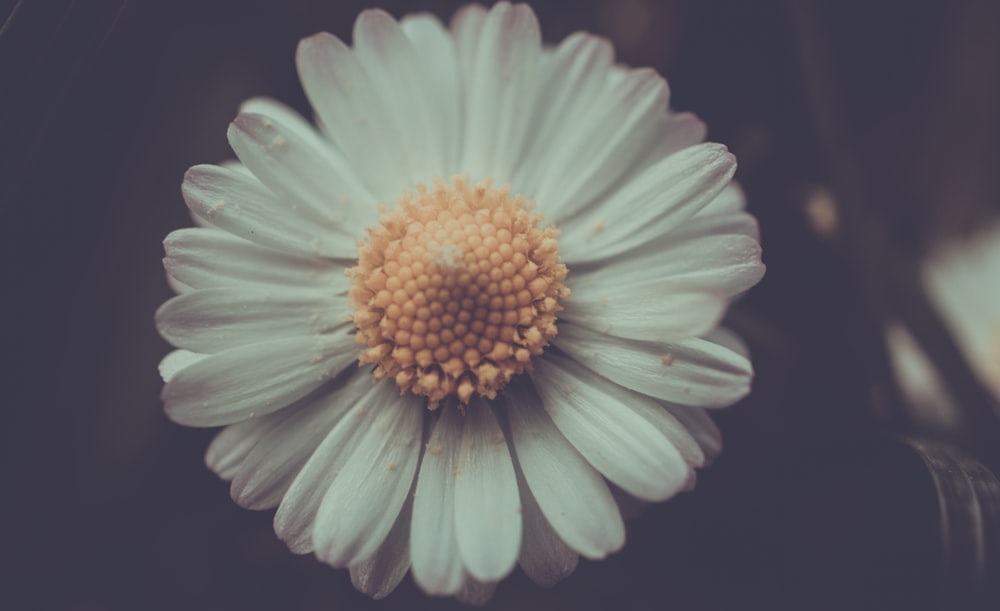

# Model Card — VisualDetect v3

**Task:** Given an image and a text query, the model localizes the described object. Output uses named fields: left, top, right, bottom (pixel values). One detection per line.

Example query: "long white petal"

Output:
left=460, top=2, right=541, bottom=180
left=554, top=322, right=753, bottom=408
left=295, top=32, right=413, bottom=199
left=453, top=400, right=522, bottom=582
left=560, top=285, right=727, bottom=343
left=205, top=413, right=285, bottom=481
left=230, top=374, right=371, bottom=510
left=400, top=14, right=463, bottom=175
left=353, top=10, right=444, bottom=180
left=228, top=113, right=374, bottom=236
left=410, top=406, right=466, bottom=596
left=516, top=468, right=580, bottom=586
left=272, top=374, right=378, bottom=554
left=349, top=494, right=414, bottom=600
left=181, top=164, right=351, bottom=259
left=158, top=349, right=207, bottom=382
left=155, top=287, right=349, bottom=353
left=558, top=143, right=736, bottom=263
left=162, top=335, right=356, bottom=427
left=312, top=386, right=424, bottom=567
left=533, top=67, right=671, bottom=219
left=163, top=227, right=348, bottom=291
left=530, top=353, right=692, bottom=501
left=504, top=379, right=624, bottom=559
left=513, top=32, right=613, bottom=196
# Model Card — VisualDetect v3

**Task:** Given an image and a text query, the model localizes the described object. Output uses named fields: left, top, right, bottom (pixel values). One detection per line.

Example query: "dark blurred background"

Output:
left=3, top=1, right=1000, bottom=609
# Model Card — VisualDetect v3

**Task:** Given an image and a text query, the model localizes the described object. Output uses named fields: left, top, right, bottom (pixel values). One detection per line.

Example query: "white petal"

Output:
left=158, top=349, right=206, bottom=382
left=460, top=2, right=541, bottom=180
left=155, top=287, right=349, bottom=353
left=400, top=14, right=462, bottom=175
left=698, top=182, right=747, bottom=216
left=554, top=322, right=753, bottom=408
left=273, top=375, right=381, bottom=553
left=560, top=284, right=727, bottom=343
left=516, top=471, right=579, bottom=586
left=350, top=494, right=413, bottom=600
left=449, top=4, right=488, bottom=91
left=453, top=400, right=522, bottom=582
left=163, top=227, right=348, bottom=291
left=571, top=231, right=764, bottom=301
left=410, top=406, right=466, bottom=596
left=558, top=143, right=737, bottom=263
left=230, top=374, right=371, bottom=510
left=313, top=385, right=424, bottom=567
left=533, top=67, right=671, bottom=219
left=228, top=113, right=373, bottom=237
left=162, top=334, right=357, bottom=427
left=513, top=32, right=613, bottom=196
left=504, top=379, right=623, bottom=559
left=238, top=97, right=326, bottom=151
left=530, top=353, right=692, bottom=501
left=353, top=10, right=445, bottom=180
left=295, top=32, right=413, bottom=199
left=181, top=164, right=350, bottom=259
left=660, top=403, right=723, bottom=464
left=205, top=414, right=285, bottom=481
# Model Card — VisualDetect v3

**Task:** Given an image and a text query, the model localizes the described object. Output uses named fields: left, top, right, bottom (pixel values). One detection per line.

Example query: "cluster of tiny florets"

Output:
left=349, top=176, right=568, bottom=408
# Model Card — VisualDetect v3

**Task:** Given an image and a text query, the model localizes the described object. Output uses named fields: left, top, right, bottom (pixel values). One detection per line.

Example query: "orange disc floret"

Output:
left=349, top=176, right=568, bottom=409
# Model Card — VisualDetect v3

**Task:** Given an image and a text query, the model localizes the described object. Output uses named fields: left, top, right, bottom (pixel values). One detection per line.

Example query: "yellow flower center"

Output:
left=350, top=177, right=568, bottom=409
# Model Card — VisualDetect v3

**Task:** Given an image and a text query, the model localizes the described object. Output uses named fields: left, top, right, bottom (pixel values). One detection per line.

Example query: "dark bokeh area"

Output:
left=3, top=1, right=1000, bottom=609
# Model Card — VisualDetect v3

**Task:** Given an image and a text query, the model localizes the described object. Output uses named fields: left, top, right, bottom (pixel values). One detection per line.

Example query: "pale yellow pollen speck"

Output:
left=386, top=461, right=397, bottom=471
left=661, top=354, right=674, bottom=367
left=593, top=221, right=605, bottom=234
left=350, top=176, right=569, bottom=409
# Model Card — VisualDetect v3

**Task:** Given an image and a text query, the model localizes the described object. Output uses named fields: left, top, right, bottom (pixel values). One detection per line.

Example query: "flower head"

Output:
left=156, top=2, right=764, bottom=603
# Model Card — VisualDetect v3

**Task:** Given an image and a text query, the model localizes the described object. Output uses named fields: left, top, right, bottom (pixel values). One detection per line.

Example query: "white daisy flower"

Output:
left=922, top=222, right=1000, bottom=407
left=156, top=2, right=765, bottom=603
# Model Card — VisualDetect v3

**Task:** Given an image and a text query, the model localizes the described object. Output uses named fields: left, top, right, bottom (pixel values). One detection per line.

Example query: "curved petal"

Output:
left=560, top=284, right=727, bottom=343
left=459, top=2, right=541, bottom=181
left=272, top=374, right=381, bottom=554
left=155, top=287, right=350, bottom=353
left=660, top=403, right=723, bottom=465
left=230, top=374, right=371, bottom=510
left=557, top=143, right=737, bottom=263
left=504, top=379, right=624, bottom=559
left=454, top=399, right=522, bottom=582
left=205, top=413, right=286, bottom=481
left=530, top=353, right=692, bottom=501
left=516, top=469, right=580, bottom=586
left=163, top=227, right=348, bottom=291
left=410, top=406, right=465, bottom=596
left=553, top=322, right=753, bottom=408
left=532, top=67, right=671, bottom=219
left=513, top=32, right=614, bottom=196
left=349, top=492, right=414, bottom=599
left=353, top=10, right=445, bottom=180
left=295, top=32, right=414, bottom=199
left=158, top=349, right=206, bottom=382
left=400, top=14, right=463, bottom=176
left=228, top=113, right=374, bottom=236
left=181, top=164, right=352, bottom=259
left=569, top=230, right=764, bottom=302
left=312, top=386, right=424, bottom=568
left=162, top=334, right=357, bottom=427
